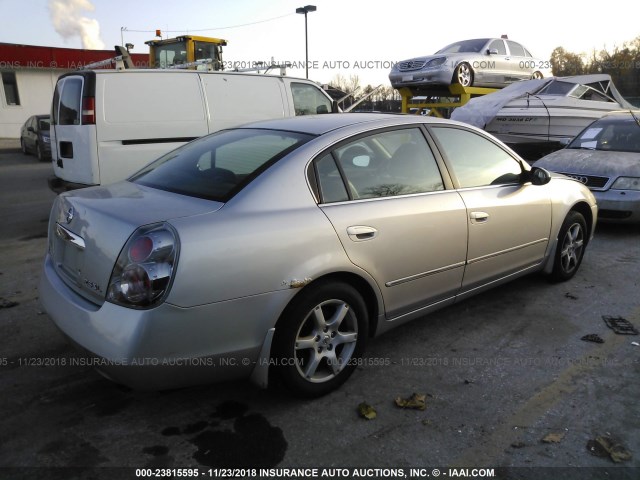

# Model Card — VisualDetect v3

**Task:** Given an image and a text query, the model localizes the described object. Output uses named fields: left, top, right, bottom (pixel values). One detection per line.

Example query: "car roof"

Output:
left=234, top=113, right=454, bottom=136
left=602, top=110, right=640, bottom=118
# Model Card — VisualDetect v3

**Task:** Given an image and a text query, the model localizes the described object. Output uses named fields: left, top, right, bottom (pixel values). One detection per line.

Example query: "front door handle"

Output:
left=470, top=211, right=489, bottom=224
left=346, top=225, right=378, bottom=241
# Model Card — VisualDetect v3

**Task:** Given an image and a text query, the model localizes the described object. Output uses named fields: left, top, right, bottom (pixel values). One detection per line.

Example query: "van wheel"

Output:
left=550, top=211, right=587, bottom=282
left=272, top=281, right=368, bottom=397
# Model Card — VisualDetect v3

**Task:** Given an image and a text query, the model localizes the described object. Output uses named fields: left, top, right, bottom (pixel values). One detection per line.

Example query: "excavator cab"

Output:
left=146, top=35, right=227, bottom=70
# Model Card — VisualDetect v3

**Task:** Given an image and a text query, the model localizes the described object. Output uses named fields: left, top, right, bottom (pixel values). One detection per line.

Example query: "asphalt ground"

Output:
left=0, top=145, right=638, bottom=480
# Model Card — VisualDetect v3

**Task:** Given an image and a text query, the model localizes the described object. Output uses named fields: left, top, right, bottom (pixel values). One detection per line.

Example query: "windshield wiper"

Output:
left=568, top=146, right=596, bottom=150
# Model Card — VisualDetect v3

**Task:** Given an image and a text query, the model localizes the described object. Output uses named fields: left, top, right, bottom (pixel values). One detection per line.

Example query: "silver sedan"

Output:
left=389, top=37, right=550, bottom=89
left=535, top=111, right=640, bottom=223
left=40, top=114, right=597, bottom=397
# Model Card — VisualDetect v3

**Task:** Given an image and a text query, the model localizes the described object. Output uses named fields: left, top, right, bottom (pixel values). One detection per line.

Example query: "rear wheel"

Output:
left=453, top=63, right=473, bottom=87
left=272, top=281, right=368, bottom=397
left=550, top=211, right=587, bottom=282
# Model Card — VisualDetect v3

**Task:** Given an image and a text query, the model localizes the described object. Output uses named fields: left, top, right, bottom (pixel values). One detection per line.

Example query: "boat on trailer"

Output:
left=452, top=74, right=635, bottom=148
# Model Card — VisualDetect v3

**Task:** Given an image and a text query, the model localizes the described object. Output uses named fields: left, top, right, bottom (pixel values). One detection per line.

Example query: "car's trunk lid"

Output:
left=49, top=181, right=223, bottom=305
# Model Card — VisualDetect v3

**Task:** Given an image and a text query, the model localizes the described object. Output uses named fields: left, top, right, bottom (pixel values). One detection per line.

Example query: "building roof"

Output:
left=0, top=42, right=149, bottom=70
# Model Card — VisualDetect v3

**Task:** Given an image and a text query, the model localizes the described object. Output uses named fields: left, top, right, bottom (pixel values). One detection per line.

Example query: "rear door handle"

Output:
left=470, top=211, right=489, bottom=224
left=346, top=225, right=378, bottom=241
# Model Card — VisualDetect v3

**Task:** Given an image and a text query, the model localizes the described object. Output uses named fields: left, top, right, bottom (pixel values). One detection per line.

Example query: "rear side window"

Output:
left=487, top=40, right=506, bottom=55
left=507, top=40, right=525, bottom=57
left=291, top=82, right=332, bottom=115
left=57, top=77, right=83, bottom=126
left=316, top=128, right=444, bottom=202
left=132, top=129, right=312, bottom=201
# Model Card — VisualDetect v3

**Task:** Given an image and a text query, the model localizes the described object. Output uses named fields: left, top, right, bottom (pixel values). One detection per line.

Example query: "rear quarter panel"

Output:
left=165, top=138, right=384, bottom=319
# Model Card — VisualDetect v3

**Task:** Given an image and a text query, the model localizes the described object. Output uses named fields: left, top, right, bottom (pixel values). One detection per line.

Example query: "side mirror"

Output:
left=487, top=48, right=499, bottom=55
left=528, top=166, right=551, bottom=185
left=27, top=126, right=35, bottom=133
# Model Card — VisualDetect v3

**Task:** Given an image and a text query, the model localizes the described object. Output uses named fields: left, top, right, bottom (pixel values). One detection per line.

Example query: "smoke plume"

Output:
left=48, top=0, right=106, bottom=50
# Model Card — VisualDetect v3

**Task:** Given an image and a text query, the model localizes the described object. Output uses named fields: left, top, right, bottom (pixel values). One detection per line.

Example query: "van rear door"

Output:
left=51, top=73, right=99, bottom=186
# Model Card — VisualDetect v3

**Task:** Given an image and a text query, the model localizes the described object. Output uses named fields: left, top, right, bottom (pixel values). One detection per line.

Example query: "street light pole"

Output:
left=296, top=5, right=316, bottom=79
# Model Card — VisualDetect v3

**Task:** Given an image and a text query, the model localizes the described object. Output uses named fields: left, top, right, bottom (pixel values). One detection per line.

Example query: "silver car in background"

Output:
left=389, top=37, right=550, bottom=89
left=40, top=114, right=596, bottom=397
left=536, top=111, right=640, bottom=223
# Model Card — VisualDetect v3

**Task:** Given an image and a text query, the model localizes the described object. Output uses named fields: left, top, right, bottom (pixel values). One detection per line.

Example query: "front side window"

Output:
left=431, top=127, right=522, bottom=188
left=1, top=72, right=21, bottom=106
left=133, top=129, right=312, bottom=201
left=291, top=82, right=332, bottom=115
left=317, top=128, right=443, bottom=201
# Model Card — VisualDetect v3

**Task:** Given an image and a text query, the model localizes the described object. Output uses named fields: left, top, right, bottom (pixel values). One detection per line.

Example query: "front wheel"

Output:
left=453, top=63, right=473, bottom=87
left=272, top=281, right=368, bottom=397
left=531, top=71, right=544, bottom=80
left=550, top=211, right=587, bottom=282
left=20, top=139, right=28, bottom=155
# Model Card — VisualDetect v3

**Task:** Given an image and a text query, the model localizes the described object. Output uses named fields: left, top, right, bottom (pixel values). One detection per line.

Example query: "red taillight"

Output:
left=107, top=224, right=179, bottom=309
left=129, top=236, right=153, bottom=263
left=82, top=96, right=95, bottom=125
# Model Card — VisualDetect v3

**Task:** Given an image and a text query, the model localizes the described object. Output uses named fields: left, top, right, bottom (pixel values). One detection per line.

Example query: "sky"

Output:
left=1, top=0, right=639, bottom=87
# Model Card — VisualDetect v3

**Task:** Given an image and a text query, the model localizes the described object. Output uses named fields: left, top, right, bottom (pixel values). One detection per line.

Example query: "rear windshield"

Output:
left=131, top=128, right=313, bottom=201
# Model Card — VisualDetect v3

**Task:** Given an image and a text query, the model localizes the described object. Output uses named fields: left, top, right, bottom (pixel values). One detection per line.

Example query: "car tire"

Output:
left=453, top=62, right=473, bottom=87
left=550, top=211, right=587, bottom=282
left=531, top=71, right=544, bottom=80
left=20, top=139, right=28, bottom=155
left=272, top=281, right=368, bottom=397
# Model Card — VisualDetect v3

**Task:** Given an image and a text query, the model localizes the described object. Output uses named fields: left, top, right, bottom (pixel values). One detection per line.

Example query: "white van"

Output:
left=50, top=69, right=337, bottom=189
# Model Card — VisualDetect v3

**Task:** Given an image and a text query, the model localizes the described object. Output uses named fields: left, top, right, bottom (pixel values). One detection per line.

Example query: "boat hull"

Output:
left=486, top=97, right=621, bottom=145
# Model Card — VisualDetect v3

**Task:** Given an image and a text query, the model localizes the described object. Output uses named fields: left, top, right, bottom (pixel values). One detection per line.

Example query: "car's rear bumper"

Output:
left=40, top=253, right=288, bottom=390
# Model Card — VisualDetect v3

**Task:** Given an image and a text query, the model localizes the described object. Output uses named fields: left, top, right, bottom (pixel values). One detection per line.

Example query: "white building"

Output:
left=0, top=43, right=147, bottom=138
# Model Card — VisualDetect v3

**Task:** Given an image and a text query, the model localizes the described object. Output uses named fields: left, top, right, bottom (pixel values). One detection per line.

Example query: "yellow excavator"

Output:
left=146, top=34, right=227, bottom=70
